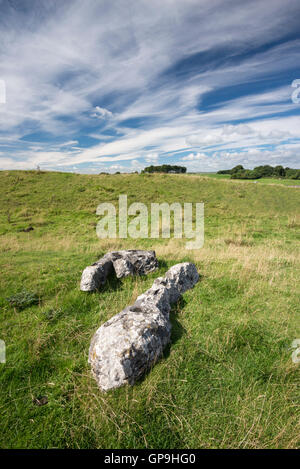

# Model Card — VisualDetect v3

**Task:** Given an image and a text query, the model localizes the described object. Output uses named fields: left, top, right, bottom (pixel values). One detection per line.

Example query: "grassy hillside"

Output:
left=0, top=170, right=299, bottom=449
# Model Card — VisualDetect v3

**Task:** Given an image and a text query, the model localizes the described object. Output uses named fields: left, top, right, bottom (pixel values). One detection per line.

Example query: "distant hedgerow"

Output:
left=7, top=289, right=39, bottom=310
left=218, top=164, right=300, bottom=180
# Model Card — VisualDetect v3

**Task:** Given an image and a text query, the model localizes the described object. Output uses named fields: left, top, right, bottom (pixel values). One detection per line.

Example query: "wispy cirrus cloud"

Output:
left=0, top=0, right=300, bottom=172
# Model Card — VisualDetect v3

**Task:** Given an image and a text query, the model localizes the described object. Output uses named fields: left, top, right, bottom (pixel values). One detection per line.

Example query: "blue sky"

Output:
left=0, top=0, right=300, bottom=173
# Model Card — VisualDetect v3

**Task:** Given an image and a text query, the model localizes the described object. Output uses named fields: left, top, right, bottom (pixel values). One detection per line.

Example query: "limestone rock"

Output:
left=80, top=250, right=158, bottom=291
left=80, top=254, right=113, bottom=292
left=89, top=262, right=199, bottom=391
left=112, top=258, right=134, bottom=278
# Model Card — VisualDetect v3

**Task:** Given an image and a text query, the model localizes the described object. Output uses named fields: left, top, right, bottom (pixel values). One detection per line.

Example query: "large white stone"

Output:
left=89, top=262, right=199, bottom=391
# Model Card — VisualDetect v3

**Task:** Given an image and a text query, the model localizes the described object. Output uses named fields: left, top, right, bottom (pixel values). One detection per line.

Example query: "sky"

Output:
left=0, top=0, right=300, bottom=173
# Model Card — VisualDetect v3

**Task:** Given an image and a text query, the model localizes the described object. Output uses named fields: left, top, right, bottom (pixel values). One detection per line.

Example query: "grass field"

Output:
left=195, top=172, right=300, bottom=186
left=0, top=170, right=299, bottom=449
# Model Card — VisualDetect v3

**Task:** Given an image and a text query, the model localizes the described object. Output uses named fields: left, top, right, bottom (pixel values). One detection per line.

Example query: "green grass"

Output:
left=196, top=172, right=300, bottom=186
left=0, top=170, right=299, bottom=448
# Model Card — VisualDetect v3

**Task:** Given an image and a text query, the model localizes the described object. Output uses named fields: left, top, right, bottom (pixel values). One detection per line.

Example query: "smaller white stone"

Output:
left=80, top=250, right=159, bottom=291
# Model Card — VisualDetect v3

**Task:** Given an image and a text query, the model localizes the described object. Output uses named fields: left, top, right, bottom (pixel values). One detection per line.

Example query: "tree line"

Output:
left=218, top=165, right=300, bottom=180
left=142, top=164, right=187, bottom=174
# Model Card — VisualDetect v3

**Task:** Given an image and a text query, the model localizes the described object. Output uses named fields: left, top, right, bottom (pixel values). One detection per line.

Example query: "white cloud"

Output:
left=222, top=124, right=254, bottom=136
left=145, top=152, right=159, bottom=163
left=182, top=152, right=207, bottom=161
left=91, top=106, right=113, bottom=119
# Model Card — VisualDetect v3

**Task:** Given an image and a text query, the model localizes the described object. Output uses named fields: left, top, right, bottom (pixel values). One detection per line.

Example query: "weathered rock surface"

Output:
left=89, top=262, right=199, bottom=391
left=80, top=250, right=158, bottom=291
left=80, top=254, right=113, bottom=291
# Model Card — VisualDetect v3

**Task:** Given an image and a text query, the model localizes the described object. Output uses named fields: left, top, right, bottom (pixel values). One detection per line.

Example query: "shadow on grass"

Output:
left=163, top=296, right=187, bottom=360
left=101, top=272, right=123, bottom=292
left=157, top=259, right=168, bottom=270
